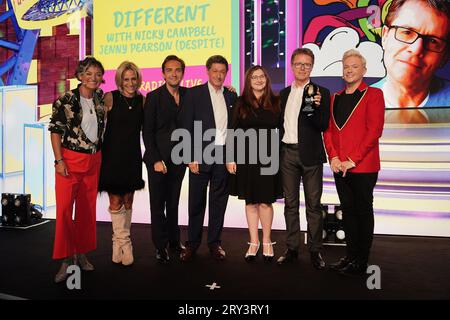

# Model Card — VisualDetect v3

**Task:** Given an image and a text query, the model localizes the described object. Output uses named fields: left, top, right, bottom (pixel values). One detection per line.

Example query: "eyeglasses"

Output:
left=387, top=25, right=448, bottom=53
left=292, top=62, right=313, bottom=70
left=250, top=74, right=266, bottom=81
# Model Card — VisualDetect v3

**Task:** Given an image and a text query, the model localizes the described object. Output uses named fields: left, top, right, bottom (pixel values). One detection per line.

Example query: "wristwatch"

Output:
left=54, top=159, right=64, bottom=165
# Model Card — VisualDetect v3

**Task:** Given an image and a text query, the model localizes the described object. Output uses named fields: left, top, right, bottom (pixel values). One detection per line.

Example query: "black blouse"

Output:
left=334, top=89, right=364, bottom=128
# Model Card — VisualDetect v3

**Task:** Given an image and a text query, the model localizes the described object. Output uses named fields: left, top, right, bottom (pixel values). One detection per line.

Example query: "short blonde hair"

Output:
left=115, top=61, right=142, bottom=92
left=342, top=49, right=367, bottom=68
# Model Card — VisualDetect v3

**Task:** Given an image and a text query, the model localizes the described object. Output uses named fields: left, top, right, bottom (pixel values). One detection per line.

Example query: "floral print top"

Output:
left=49, top=86, right=106, bottom=154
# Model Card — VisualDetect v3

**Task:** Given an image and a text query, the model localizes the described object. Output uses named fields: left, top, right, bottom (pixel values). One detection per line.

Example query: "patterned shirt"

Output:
left=48, top=86, right=106, bottom=154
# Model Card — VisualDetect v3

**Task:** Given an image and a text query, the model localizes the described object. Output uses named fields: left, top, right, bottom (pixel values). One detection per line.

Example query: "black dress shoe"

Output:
left=310, top=252, right=326, bottom=270
left=209, top=245, right=226, bottom=261
left=169, top=242, right=186, bottom=253
left=180, top=247, right=196, bottom=262
left=156, top=248, right=169, bottom=264
left=276, top=249, right=298, bottom=265
left=330, top=256, right=353, bottom=271
left=339, top=260, right=368, bottom=276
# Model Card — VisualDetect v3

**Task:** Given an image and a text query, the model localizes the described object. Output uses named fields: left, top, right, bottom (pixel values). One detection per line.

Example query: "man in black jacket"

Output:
left=143, top=55, right=187, bottom=263
left=179, top=55, right=237, bottom=261
left=277, top=48, right=331, bottom=269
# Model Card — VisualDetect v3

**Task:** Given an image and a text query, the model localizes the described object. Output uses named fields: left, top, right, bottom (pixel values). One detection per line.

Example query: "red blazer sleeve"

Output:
left=348, top=88, right=385, bottom=165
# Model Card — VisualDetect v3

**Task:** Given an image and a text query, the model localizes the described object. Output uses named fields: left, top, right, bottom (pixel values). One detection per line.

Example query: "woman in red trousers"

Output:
left=49, top=57, right=106, bottom=283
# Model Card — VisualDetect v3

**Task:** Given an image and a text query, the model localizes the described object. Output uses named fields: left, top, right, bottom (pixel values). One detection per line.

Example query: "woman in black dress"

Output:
left=99, top=61, right=145, bottom=266
left=227, top=66, right=282, bottom=262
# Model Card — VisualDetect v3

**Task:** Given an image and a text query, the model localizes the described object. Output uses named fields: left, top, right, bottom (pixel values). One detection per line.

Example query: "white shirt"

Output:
left=282, top=81, right=309, bottom=144
left=80, top=96, right=98, bottom=143
left=208, top=82, right=228, bottom=146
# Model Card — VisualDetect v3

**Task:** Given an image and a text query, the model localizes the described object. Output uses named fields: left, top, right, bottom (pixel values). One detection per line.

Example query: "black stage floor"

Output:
left=0, top=220, right=449, bottom=300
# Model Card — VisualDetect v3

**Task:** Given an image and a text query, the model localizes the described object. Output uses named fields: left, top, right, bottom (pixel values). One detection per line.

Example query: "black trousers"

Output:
left=280, top=144, right=324, bottom=252
left=334, top=172, right=378, bottom=264
left=147, top=162, right=186, bottom=250
left=187, top=164, right=229, bottom=250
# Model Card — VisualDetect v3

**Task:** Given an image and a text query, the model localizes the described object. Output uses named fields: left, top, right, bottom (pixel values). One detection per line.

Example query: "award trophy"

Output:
left=302, top=83, right=318, bottom=116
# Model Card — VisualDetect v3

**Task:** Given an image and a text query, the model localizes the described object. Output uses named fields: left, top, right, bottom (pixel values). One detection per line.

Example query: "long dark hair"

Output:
left=235, top=66, right=280, bottom=120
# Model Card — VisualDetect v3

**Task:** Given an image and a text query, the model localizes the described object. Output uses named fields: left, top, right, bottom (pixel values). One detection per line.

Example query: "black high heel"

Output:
left=263, top=242, right=276, bottom=262
left=244, top=242, right=260, bottom=262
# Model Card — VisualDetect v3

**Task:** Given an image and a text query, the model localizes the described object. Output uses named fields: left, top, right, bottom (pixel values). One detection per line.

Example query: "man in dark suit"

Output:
left=143, top=55, right=187, bottom=263
left=179, top=55, right=237, bottom=261
left=277, top=48, right=331, bottom=269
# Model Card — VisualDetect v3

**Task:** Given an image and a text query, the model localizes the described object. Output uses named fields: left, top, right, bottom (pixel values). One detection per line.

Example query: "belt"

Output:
left=63, top=145, right=100, bottom=154
left=282, top=142, right=299, bottom=149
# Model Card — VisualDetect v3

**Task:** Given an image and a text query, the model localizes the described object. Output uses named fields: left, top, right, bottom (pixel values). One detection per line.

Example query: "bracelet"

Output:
left=54, top=158, right=64, bottom=165
left=347, top=157, right=356, bottom=167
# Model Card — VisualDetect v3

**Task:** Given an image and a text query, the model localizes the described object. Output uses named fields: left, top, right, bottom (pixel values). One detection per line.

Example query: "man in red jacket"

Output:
left=324, top=49, right=385, bottom=275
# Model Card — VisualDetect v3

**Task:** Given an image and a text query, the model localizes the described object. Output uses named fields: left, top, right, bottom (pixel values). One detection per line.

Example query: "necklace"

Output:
left=121, top=94, right=135, bottom=110
left=81, top=96, right=95, bottom=114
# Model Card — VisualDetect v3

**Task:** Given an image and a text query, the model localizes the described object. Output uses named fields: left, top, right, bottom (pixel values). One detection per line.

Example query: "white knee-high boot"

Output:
left=121, top=208, right=134, bottom=266
left=109, top=205, right=126, bottom=264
